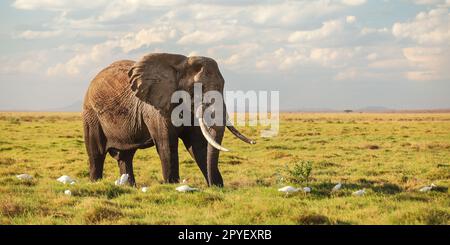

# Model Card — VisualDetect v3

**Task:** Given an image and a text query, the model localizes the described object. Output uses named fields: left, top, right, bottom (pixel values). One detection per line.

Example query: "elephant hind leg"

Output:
left=83, top=110, right=107, bottom=182
left=108, top=149, right=137, bottom=186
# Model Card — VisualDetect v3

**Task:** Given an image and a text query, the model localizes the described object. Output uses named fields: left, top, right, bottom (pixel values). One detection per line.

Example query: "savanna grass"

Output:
left=0, top=112, right=449, bottom=224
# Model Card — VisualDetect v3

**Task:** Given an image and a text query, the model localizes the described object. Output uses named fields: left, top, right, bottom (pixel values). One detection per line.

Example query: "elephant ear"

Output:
left=128, top=53, right=187, bottom=113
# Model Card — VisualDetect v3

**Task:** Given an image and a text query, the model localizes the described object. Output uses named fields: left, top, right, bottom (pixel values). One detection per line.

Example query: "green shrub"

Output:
left=279, top=160, right=314, bottom=184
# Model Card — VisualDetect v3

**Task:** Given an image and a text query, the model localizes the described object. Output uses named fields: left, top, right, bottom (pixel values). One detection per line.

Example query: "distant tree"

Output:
left=344, top=110, right=353, bottom=113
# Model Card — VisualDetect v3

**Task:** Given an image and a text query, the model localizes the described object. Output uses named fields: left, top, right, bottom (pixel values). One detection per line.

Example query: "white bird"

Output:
left=141, top=187, right=149, bottom=193
left=64, top=190, right=72, bottom=196
left=16, top=174, right=32, bottom=180
left=352, top=189, right=366, bottom=196
left=57, top=175, right=75, bottom=184
left=332, top=183, right=342, bottom=191
left=278, top=186, right=300, bottom=194
left=114, top=174, right=129, bottom=186
left=303, top=187, right=311, bottom=193
left=176, top=185, right=198, bottom=192
left=419, top=183, right=436, bottom=192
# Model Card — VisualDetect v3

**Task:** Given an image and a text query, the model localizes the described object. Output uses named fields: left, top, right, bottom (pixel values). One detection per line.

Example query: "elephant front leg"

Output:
left=180, top=127, right=208, bottom=183
left=153, top=129, right=180, bottom=183
left=180, top=126, right=223, bottom=187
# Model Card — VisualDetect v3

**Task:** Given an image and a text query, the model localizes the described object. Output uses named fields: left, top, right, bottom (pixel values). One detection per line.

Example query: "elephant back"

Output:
left=84, top=60, right=135, bottom=114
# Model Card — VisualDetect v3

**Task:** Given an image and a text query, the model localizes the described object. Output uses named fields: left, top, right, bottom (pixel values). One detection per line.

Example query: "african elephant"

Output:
left=82, top=53, right=255, bottom=187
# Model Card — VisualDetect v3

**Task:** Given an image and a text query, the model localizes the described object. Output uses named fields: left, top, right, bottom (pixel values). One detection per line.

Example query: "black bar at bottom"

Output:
left=0, top=225, right=448, bottom=242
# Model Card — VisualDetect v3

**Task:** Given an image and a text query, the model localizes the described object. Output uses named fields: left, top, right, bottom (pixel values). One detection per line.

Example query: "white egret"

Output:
left=57, top=175, right=75, bottom=184
left=141, top=187, right=149, bottom=193
left=176, top=185, right=198, bottom=192
left=64, top=190, right=72, bottom=196
left=115, top=174, right=129, bottom=186
left=332, top=183, right=342, bottom=191
left=278, top=186, right=300, bottom=195
left=419, top=183, right=436, bottom=192
left=16, top=174, right=32, bottom=180
left=352, top=189, right=366, bottom=196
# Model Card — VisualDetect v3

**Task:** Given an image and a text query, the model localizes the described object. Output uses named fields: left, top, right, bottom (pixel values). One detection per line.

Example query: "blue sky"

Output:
left=0, top=0, right=449, bottom=111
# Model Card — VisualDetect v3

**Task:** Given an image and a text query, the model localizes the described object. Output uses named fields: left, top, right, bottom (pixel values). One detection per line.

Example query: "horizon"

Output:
left=2, top=99, right=450, bottom=113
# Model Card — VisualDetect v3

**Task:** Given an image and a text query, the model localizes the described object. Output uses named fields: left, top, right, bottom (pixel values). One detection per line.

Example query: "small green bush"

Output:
left=278, top=160, right=314, bottom=185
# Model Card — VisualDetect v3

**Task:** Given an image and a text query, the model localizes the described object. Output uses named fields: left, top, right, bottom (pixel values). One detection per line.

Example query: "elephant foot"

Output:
left=208, top=182, right=224, bottom=188
left=208, top=174, right=224, bottom=187
left=128, top=177, right=136, bottom=187
left=89, top=172, right=103, bottom=182
left=165, top=177, right=180, bottom=184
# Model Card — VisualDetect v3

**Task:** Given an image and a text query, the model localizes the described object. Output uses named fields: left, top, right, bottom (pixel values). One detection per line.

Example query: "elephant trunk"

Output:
left=195, top=104, right=255, bottom=187
left=195, top=104, right=226, bottom=186
left=206, top=124, right=225, bottom=187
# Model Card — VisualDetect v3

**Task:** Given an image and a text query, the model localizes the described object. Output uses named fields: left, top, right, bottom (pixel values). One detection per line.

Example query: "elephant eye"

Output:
left=192, top=63, right=202, bottom=72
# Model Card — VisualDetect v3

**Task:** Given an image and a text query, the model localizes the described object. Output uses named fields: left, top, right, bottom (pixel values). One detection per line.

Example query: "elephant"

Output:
left=82, top=53, right=255, bottom=187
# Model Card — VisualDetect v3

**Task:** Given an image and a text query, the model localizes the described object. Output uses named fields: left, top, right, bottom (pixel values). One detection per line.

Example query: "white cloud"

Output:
left=368, top=58, right=409, bottom=70
left=279, top=55, right=308, bottom=70
left=120, top=27, right=177, bottom=53
left=47, top=39, right=122, bottom=76
left=52, top=11, right=102, bottom=30
left=11, top=0, right=182, bottom=12
left=310, top=48, right=339, bottom=65
left=288, top=20, right=343, bottom=42
left=334, top=66, right=399, bottom=81
left=251, top=48, right=308, bottom=71
left=16, top=30, right=62, bottom=39
left=390, top=7, right=450, bottom=81
left=360, top=27, right=389, bottom=35
left=98, top=0, right=183, bottom=21
left=251, top=46, right=361, bottom=72
left=346, top=15, right=357, bottom=24
left=341, top=0, right=367, bottom=6
left=47, top=25, right=179, bottom=76
left=403, top=47, right=450, bottom=81
left=12, top=0, right=108, bottom=11
left=411, top=0, right=444, bottom=5
left=216, top=43, right=262, bottom=68
left=250, top=1, right=343, bottom=26
left=163, top=1, right=362, bottom=28
left=366, top=53, right=378, bottom=61
left=313, top=47, right=361, bottom=68
left=0, top=52, right=48, bottom=75
left=334, top=67, right=359, bottom=80
left=392, top=7, right=450, bottom=44
left=11, top=0, right=449, bottom=84
left=4, top=0, right=450, bottom=112
left=177, top=30, right=229, bottom=45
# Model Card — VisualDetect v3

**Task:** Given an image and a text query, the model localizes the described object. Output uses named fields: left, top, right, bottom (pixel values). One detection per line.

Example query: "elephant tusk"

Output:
left=196, top=106, right=230, bottom=152
left=226, top=118, right=256, bottom=145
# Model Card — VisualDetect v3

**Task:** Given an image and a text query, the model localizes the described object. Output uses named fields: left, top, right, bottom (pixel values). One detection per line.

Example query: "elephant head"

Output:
left=127, top=53, right=255, bottom=186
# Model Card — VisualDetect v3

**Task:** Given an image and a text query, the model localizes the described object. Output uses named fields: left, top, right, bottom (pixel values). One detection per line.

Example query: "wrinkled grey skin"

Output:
left=83, top=53, right=245, bottom=187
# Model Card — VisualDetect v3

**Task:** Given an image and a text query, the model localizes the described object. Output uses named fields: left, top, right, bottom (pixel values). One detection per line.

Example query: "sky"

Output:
left=0, top=0, right=449, bottom=111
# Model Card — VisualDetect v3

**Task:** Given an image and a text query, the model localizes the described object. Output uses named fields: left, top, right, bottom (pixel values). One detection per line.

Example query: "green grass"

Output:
left=0, top=112, right=449, bottom=224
